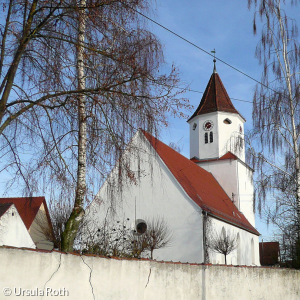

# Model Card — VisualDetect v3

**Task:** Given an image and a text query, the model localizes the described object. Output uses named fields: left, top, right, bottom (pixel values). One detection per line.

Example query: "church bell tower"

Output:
left=187, top=60, right=246, bottom=162
left=188, top=60, right=255, bottom=227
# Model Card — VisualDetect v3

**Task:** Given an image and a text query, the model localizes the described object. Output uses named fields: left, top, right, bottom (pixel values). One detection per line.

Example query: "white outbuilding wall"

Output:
left=0, top=204, right=35, bottom=249
left=29, top=202, right=54, bottom=250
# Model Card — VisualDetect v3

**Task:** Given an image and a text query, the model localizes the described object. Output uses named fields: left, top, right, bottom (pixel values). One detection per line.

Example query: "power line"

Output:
left=125, top=4, right=276, bottom=94
left=187, top=89, right=253, bottom=103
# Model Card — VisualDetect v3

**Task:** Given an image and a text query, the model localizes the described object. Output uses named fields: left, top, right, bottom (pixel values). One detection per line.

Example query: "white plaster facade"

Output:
left=0, top=204, right=35, bottom=249
left=197, top=159, right=255, bottom=227
left=29, top=202, right=54, bottom=250
left=0, top=197, right=54, bottom=250
left=86, top=70, right=260, bottom=266
left=188, top=111, right=245, bottom=161
left=208, top=217, right=259, bottom=265
left=0, top=247, right=298, bottom=300
left=87, top=130, right=260, bottom=265
left=87, top=131, right=205, bottom=263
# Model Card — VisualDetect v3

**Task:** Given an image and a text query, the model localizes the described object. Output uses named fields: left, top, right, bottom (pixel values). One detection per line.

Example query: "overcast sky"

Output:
left=149, top=0, right=277, bottom=240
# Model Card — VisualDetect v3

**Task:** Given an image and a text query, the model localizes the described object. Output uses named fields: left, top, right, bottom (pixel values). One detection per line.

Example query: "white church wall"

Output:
left=216, top=112, right=245, bottom=161
left=0, top=204, right=35, bottom=249
left=198, top=159, right=256, bottom=228
left=197, top=159, right=238, bottom=205
left=189, top=116, right=200, bottom=159
left=86, top=131, right=205, bottom=263
left=208, top=217, right=260, bottom=266
left=189, top=112, right=219, bottom=160
left=237, top=161, right=255, bottom=227
left=189, top=111, right=245, bottom=161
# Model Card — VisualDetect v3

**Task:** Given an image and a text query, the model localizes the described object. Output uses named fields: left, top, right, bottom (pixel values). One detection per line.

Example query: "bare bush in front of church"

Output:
left=142, top=217, right=173, bottom=259
left=207, top=228, right=237, bottom=265
left=81, top=216, right=173, bottom=259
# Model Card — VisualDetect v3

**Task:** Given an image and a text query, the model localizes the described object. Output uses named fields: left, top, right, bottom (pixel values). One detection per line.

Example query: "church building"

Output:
left=87, top=62, right=260, bottom=265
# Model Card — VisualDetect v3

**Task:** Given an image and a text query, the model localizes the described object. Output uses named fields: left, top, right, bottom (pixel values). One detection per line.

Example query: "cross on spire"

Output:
left=211, top=49, right=217, bottom=73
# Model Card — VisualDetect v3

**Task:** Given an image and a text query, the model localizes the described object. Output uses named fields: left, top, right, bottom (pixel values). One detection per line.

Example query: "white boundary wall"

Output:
left=0, top=247, right=299, bottom=300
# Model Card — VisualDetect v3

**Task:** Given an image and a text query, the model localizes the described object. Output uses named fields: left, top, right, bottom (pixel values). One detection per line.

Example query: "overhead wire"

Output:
left=187, top=89, right=253, bottom=103
left=123, top=4, right=277, bottom=98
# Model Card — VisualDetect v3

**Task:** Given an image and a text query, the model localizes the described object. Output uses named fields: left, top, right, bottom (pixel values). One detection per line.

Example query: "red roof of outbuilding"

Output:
left=259, top=242, right=280, bottom=265
left=188, top=72, right=243, bottom=121
left=142, top=130, right=259, bottom=235
left=0, top=197, right=51, bottom=230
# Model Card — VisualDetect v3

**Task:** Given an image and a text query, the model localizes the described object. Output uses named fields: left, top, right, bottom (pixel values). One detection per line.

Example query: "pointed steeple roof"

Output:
left=188, top=66, right=243, bottom=121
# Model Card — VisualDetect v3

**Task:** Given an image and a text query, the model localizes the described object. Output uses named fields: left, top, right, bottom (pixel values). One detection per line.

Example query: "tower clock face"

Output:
left=203, top=120, right=214, bottom=131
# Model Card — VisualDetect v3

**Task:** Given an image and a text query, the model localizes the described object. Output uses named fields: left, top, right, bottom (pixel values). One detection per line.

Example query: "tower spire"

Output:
left=187, top=59, right=244, bottom=122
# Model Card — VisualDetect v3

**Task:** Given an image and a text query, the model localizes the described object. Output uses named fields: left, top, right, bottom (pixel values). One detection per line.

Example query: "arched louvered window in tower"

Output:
left=205, top=132, right=208, bottom=144
left=239, top=136, right=243, bottom=149
left=210, top=131, right=213, bottom=143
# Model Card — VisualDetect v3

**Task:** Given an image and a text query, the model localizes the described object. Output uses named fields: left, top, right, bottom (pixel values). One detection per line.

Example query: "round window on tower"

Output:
left=223, top=118, right=232, bottom=124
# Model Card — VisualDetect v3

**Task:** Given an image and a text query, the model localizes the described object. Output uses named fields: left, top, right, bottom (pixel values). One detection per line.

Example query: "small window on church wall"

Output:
left=221, top=227, right=226, bottom=238
left=193, top=123, right=197, bottom=130
left=237, top=233, right=241, bottom=265
left=205, top=132, right=208, bottom=144
left=134, top=219, right=147, bottom=235
left=251, top=238, right=255, bottom=265
left=210, top=131, right=213, bottom=143
left=223, top=118, right=232, bottom=124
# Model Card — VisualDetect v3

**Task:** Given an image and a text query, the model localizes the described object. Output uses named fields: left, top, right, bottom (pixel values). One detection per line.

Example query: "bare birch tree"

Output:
left=61, top=0, right=87, bottom=251
left=247, top=0, right=300, bottom=265
left=0, top=0, right=189, bottom=251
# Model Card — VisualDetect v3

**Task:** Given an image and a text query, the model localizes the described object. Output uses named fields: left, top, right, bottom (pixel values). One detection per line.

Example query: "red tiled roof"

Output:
left=188, top=72, right=243, bottom=121
left=0, top=197, right=51, bottom=230
left=142, top=130, right=259, bottom=235
left=191, top=151, right=238, bottom=163
left=220, top=152, right=238, bottom=160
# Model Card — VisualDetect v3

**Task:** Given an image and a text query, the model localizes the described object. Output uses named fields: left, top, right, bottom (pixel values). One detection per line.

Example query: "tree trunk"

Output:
left=279, top=14, right=300, bottom=242
left=61, top=0, right=87, bottom=252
